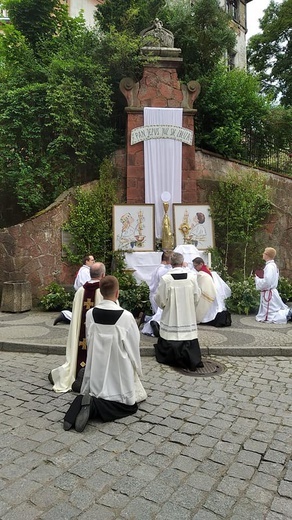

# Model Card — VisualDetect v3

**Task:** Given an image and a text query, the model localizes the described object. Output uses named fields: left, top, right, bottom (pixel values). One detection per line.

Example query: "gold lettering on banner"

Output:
left=131, top=125, right=193, bottom=145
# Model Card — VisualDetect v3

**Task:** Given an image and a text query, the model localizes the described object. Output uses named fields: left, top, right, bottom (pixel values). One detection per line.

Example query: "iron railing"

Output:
left=240, top=131, right=291, bottom=177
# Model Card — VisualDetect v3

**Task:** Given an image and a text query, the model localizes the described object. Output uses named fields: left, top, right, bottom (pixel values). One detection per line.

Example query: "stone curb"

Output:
left=1, top=341, right=291, bottom=357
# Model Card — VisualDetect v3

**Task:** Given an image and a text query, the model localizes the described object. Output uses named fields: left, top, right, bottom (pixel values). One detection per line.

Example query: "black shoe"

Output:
left=150, top=320, right=160, bottom=338
left=64, top=420, right=73, bottom=431
left=53, top=312, right=71, bottom=326
left=75, top=394, right=92, bottom=432
left=48, top=371, right=54, bottom=385
left=71, top=367, right=85, bottom=393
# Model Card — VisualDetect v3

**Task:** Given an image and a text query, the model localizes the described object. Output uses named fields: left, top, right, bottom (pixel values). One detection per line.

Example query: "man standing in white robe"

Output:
left=255, top=247, right=291, bottom=324
left=63, top=276, right=147, bottom=432
left=154, top=252, right=203, bottom=371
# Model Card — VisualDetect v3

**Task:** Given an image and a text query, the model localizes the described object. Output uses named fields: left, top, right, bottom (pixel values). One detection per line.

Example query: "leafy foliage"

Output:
left=112, top=251, right=151, bottom=316
left=0, top=4, right=114, bottom=224
left=96, top=0, right=166, bottom=36
left=196, top=66, right=269, bottom=157
left=40, top=282, right=74, bottom=311
left=160, top=0, right=236, bottom=80
left=225, top=277, right=259, bottom=315
left=277, top=277, right=292, bottom=303
left=63, top=158, right=119, bottom=270
left=210, top=171, right=272, bottom=278
left=247, top=0, right=292, bottom=107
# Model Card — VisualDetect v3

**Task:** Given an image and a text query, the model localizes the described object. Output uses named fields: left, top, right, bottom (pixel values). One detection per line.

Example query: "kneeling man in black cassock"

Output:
left=154, top=252, right=204, bottom=371
left=64, top=275, right=147, bottom=432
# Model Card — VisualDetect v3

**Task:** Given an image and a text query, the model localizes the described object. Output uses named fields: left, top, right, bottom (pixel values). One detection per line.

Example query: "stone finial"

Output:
left=140, top=18, right=174, bottom=48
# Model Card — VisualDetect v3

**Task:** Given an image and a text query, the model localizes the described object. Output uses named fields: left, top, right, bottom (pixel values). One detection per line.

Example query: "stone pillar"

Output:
left=1, top=281, right=32, bottom=312
left=119, top=20, right=201, bottom=205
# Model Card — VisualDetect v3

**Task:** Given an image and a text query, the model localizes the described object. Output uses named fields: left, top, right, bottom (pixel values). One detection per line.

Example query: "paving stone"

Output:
left=258, top=461, right=285, bottom=479
left=244, top=439, right=268, bottom=454
left=78, top=504, right=115, bottom=520
left=120, top=496, right=160, bottom=519
left=39, top=502, right=81, bottom=520
left=263, top=449, right=287, bottom=464
left=236, top=449, right=262, bottom=467
left=141, top=479, right=175, bottom=503
left=170, top=486, right=206, bottom=510
left=2, top=501, right=42, bottom=520
left=271, top=496, right=292, bottom=517
left=192, top=510, right=220, bottom=520
left=203, top=491, right=237, bottom=517
left=245, top=483, right=274, bottom=505
left=229, top=497, right=269, bottom=519
left=156, top=501, right=191, bottom=520
left=277, top=480, right=292, bottom=499
left=216, top=476, right=248, bottom=497
left=186, top=471, right=217, bottom=492
left=227, top=462, right=256, bottom=480
left=251, top=472, right=279, bottom=492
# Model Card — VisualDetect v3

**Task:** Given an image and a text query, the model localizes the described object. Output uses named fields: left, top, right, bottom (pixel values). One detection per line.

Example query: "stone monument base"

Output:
left=1, top=281, right=32, bottom=312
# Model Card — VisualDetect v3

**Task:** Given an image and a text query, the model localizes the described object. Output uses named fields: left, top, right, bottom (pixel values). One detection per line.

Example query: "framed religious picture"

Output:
left=113, top=204, right=155, bottom=251
left=173, top=204, right=214, bottom=249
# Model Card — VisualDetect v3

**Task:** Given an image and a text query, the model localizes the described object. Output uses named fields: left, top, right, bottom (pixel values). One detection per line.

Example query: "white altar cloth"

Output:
left=125, top=247, right=209, bottom=285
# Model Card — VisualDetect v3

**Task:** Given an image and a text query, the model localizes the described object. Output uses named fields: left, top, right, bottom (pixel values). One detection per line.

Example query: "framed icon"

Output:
left=173, top=204, right=214, bottom=249
left=113, top=204, right=155, bottom=251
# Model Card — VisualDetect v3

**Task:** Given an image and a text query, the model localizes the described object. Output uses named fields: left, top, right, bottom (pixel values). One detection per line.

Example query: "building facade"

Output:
left=67, top=0, right=253, bottom=69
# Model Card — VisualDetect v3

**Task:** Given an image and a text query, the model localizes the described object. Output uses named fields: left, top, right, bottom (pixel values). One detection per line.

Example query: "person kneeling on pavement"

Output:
left=63, top=275, right=147, bottom=432
left=154, top=252, right=204, bottom=371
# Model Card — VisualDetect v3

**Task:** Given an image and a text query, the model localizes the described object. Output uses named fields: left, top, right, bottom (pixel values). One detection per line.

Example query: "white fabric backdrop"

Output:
left=144, top=107, right=182, bottom=238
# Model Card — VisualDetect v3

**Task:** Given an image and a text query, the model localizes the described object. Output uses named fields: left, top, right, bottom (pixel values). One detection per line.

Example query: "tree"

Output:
left=210, top=172, right=272, bottom=278
left=195, top=65, right=269, bottom=157
left=2, top=0, right=68, bottom=50
left=247, top=0, right=292, bottom=107
left=96, top=0, right=166, bottom=36
left=0, top=4, right=115, bottom=224
left=160, top=0, right=236, bottom=80
left=64, top=158, right=119, bottom=270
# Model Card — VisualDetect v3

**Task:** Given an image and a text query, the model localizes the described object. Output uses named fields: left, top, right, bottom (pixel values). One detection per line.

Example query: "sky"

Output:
left=246, top=0, right=281, bottom=40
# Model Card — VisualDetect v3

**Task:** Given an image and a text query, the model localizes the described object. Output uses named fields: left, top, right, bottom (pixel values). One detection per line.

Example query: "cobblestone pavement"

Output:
left=0, top=352, right=291, bottom=520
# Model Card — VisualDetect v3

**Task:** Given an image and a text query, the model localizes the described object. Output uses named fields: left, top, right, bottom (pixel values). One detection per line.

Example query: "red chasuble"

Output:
left=76, top=281, right=100, bottom=374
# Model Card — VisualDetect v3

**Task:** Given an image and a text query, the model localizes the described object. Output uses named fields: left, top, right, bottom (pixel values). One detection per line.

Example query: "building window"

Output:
left=228, top=52, right=236, bottom=70
left=227, top=0, right=239, bottom=22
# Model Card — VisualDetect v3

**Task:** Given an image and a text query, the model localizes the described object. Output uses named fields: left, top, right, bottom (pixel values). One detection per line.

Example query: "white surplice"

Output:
left=255, top=260, right=288, bottom=324
left=82, top=300, right=147, bottom=404
left=155, top=267, right=201, bottom=340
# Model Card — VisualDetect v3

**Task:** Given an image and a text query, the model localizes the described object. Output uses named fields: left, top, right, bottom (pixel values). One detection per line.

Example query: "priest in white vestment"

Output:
left=255, top=247, right=291, bottom=324
left=193, top=257, right=232, bottom=326
left=154, top=252, right=203, bottom=371
left=63, top=276, right=147, bottom=432
left=49, top=262, right=105, bottom=393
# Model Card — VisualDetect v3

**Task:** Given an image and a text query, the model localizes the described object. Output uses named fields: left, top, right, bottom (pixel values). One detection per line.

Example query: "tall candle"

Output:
left=208, top=252, right=212, bottom=269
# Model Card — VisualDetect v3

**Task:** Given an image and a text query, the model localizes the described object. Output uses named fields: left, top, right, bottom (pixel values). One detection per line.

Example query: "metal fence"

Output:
left=240, top=131, right=292, bottom=177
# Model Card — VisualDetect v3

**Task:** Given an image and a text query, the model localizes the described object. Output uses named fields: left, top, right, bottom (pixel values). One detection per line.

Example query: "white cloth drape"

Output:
left=144, top=107, right=182, bottom=237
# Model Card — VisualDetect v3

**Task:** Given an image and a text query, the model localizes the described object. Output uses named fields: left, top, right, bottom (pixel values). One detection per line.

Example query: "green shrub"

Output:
left=278, top=277, right=292, bottom=303
left=225, top=277, right=259, bottom=315
left=118, top=274, right=151, bottom=317
left=40, top=282, right=74, bottom=311
left=112, top=251, right=151, bottom=316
